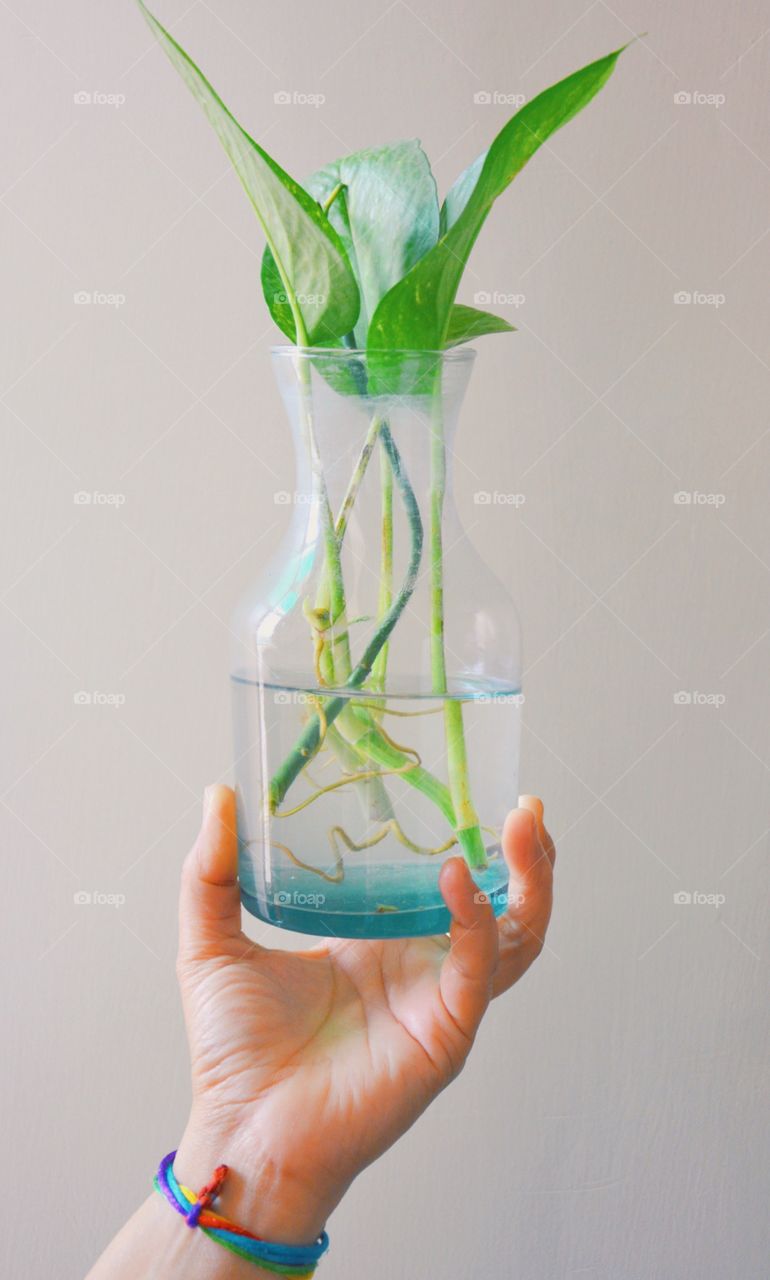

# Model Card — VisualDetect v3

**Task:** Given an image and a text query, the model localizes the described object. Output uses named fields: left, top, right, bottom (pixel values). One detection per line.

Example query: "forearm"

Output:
left=86, top=1115, right=337, bottom=1280
left=87, top=1194, right=273, bottom=1280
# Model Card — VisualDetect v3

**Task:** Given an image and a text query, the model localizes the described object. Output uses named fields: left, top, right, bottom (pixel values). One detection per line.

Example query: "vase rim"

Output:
left=270, top=345, right=476, bottom=364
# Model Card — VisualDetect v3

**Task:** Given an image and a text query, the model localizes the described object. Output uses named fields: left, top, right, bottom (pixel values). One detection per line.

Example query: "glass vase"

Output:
left=232, top=347, right=522, bottom=938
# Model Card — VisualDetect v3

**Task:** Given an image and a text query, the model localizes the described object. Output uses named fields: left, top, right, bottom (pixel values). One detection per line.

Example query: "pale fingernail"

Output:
left=518, top=795, right=545, bottom=839
left=203, top=785, right=216, bottom=819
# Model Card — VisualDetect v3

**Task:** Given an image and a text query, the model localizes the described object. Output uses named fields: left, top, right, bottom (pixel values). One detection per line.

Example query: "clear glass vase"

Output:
left=232, top=347, right=522, bottom=939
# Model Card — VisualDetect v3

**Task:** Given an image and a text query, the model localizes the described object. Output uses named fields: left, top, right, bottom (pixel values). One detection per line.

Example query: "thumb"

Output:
left=438, top=856, right=499, bottom=1043
left=178, top=785, right=241, bottom=958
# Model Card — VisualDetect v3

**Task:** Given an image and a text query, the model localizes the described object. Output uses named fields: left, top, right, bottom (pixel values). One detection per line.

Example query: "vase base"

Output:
left=239, top=858, right=511, bottom=939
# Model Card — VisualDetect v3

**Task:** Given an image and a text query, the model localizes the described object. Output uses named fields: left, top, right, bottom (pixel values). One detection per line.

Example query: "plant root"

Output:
left=374, top=723, right=422, bottom=765
left=351, top=700, right=443, bottom=718
left=272, top=750, right=422, bottom=820
left=329, top=819, right=457, bottom=860
left=243, top=837, right=345, bottom=884
left=257, top=814, right=458, bottom=891
left=271, top=838, right=345, bottom=885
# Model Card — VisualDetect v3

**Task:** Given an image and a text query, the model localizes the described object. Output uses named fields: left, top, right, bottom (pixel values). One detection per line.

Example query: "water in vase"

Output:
left=233, top=675, right=521, bottom=939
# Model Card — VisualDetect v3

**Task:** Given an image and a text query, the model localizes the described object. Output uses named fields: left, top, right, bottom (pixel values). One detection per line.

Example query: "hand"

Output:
left=174, top=786, right=555, bottom=1245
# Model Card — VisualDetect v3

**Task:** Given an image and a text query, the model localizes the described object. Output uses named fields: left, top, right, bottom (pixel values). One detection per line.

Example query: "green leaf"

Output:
left=137, top=1, right=359, bottom=345
left=369, top=46, right=625, bottom=352
left=263, top=140, right=439, bottom=346
left=439, top=152, right=485, bottom=235
left=444, top=303, right=515, bottom=348
left=260, top=240, right=308, bottom=343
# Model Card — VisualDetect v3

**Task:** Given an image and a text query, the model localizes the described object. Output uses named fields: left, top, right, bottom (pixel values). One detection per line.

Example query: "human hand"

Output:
left=174, top=786, right=555, bottom=1245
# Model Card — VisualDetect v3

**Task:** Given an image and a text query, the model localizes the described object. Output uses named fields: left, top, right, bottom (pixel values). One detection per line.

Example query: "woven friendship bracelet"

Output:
left=154, top=1151, right=329, bottom=1277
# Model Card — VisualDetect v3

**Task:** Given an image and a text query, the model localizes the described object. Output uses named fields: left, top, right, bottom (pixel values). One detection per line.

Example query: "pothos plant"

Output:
left=139, top=1, right=625, bottom=880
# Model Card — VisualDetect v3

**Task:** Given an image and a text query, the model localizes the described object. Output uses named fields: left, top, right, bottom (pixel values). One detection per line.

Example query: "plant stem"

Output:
left=321, top=182, right=346, bottom=215
left=298, top=384, right=393, bottom=817
left=370, top=436, right=393, bottom=698
left=269, top=425, right=431, bottom=811
left=335, top=412, right=383, bottom=544
left=294, top=355, right=357, bottom=692
left=428, top=379, right=488, bottom=870
left=269, top=386, right=458, bottom=839
left=313, top=411, right=383, bottom=666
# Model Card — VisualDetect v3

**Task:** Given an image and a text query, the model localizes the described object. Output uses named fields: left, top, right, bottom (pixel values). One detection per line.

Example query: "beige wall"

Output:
left=3, top=1, right=768, bottom=1276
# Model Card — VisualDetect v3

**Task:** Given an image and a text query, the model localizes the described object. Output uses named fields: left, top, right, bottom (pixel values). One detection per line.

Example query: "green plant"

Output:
left=139, top=1, right=625, bottom=880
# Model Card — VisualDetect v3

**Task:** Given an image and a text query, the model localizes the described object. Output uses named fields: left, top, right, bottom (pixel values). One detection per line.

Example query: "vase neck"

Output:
left=272, top=348, right=474, bottom=515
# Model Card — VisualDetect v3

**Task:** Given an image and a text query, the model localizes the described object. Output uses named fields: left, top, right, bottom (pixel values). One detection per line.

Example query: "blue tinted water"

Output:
left=233, top=677, right=521, bottom=939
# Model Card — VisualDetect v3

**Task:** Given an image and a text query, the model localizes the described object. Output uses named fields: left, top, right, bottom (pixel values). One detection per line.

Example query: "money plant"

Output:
left=139, top=1, right=625, bottom=881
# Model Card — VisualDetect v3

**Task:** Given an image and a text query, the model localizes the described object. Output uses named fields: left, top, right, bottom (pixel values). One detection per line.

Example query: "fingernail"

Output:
left=203, top=785, right=216, bottom=819
left=518, top=795, right=545, bottom=840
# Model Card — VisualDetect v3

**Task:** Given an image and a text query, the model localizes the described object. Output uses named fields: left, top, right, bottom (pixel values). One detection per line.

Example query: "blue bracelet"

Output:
left=154, top=1150, right=330, bottom=1276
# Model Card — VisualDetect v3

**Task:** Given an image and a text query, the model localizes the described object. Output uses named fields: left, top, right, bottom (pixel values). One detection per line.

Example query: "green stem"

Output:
left=370, top=437, right=393, bottom=698
left=295, top=357, right=353, bottom=682
left=301, top=393, right=392, bottom=817
left=270, top=388, right=458, bottom=838
left=322, top=182, right=346, bottom=215
left=314, top=411, right=383, bottom=649
left=429, top=380, right=488, bottom=870
left=269, top=425, right=428, bottom=811
left=338, top=724, right=456, bottom=826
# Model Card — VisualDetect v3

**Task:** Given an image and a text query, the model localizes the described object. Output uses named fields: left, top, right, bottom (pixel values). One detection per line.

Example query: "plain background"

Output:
left=2, top=1, right=768, bottom=1277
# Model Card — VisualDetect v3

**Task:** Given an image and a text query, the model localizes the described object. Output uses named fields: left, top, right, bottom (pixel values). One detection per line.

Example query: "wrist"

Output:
left=175, top=1107, right=341, bottom=1247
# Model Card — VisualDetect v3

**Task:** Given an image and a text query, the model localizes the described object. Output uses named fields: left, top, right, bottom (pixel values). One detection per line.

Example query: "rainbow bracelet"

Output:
left=154, top=1150, right=329, bottom=1277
